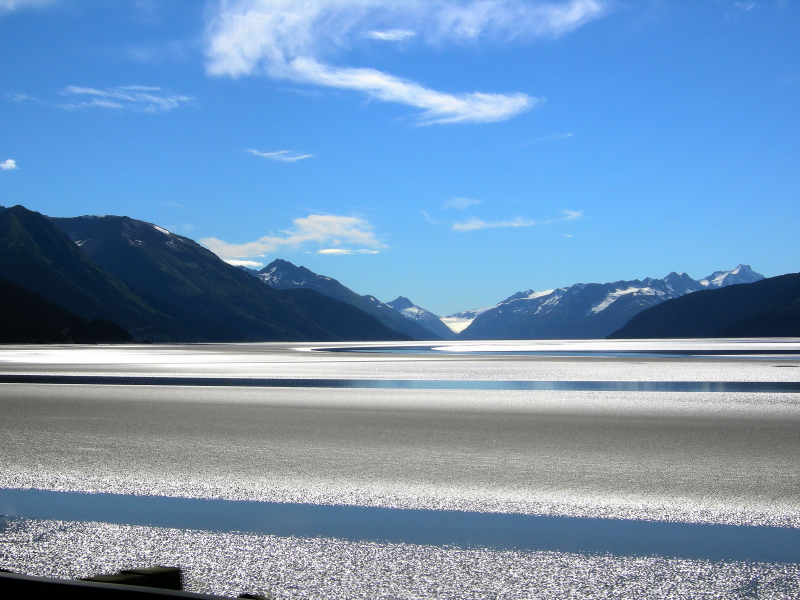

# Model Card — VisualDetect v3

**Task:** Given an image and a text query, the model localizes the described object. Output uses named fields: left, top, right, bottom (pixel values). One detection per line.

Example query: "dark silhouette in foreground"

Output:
left=0, top=567, right=272, bottom=599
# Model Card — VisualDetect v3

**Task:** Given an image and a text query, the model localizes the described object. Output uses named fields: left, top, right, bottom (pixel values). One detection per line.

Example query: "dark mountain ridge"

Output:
left=50, top=213, right=409, bottom=343
left=258, top=259, right=441, bottom=340
left=0, top=205, right=172, bottom=340
left=609, top=273, right=800, bottom=338
left=0, top=206, right=409, bottom=342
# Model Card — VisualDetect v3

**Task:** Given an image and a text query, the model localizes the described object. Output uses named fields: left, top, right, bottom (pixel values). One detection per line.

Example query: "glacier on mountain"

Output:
left=455, top=265, right=764, bottom=340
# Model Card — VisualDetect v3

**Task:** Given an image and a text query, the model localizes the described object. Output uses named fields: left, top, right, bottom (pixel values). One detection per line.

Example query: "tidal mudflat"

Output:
left=1, top=339, right=798, bottom=598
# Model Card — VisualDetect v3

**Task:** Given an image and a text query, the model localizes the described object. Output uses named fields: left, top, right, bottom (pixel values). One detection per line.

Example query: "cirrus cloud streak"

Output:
left=290, top=57, right=536, bottom=124
left=249, top=148, right=314, bottom=162
left=451, top=209, right=583, bottom=231
left=204, top=0, right=605, bottom=124
left=452, top=216, right=536, bottom=232
left=58, top=85, right=193, bottom=113
left=318, top=248, right=380, bottom=255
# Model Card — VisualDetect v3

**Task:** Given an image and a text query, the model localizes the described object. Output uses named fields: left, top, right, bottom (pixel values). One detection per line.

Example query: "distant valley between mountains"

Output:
left=250, top=255, right=781, bottom=341
left=0, top=204, right=795, bottom=343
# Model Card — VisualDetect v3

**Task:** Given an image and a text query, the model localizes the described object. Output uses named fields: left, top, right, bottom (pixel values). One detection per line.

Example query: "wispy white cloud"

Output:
left=443, top=197, right=482, bottom=210
left=206, top=0, right=606, bottom=76
left=290, top=56, right=536, bottom=125
left=734, top=2, right=756, bottom=10
left=366, top=29, right=416, bottom=42
left=0, top=0, right=54, bottom=14
left=201, top=214, right=384, bottom=259
left=452, top=216, right=535, bottom=231
left=1, top=159, right=18, bottom=170
left=7, top=92, right=42, bottom=103
left=12, top=87, right=193, bottom=114
left=248, top=148, right=314, bottom=162
left=204, top=0, right=605, bottom=124
left=420, top=209, right=441, bottom=225
left=225, top=259, right=263, bottom=268
left=450, top=208, right=582, bottom=231
left=58, top=85, right=193, bottom=113
left=318, top=248, right=380, bottom=255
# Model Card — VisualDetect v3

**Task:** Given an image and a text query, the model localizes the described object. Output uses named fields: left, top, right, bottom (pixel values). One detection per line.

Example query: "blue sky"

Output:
left=1, top=0, right=798, bottom=316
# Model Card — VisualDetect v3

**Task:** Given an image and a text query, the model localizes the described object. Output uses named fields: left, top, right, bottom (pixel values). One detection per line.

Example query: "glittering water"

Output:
left=3, top=489, right=798, bottom=563
left=2, top=518, right=800, bottom=600
left=0, top=340, right=798, bottom=598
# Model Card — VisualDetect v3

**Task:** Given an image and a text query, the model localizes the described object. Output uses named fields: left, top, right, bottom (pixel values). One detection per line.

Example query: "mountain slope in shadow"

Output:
left=609, top=273, right=800, bottom=338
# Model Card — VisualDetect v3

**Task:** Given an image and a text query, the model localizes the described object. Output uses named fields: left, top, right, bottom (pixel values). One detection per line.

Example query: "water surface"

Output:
left=2, top=489, right=798, bottom=563
left=1, top=340, right=799, bottom=598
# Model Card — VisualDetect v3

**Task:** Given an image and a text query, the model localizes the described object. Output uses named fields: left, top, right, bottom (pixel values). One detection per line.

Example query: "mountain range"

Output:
left=455, top=265, right=765, bottom=340
left=0, top=205, right=409, bottom=343
left=252, top=259, right=444, bottom=340
left=609, top=272, right=800, bottom=338
left=241, top=256, right=774, bottom=341
left=0, top=204, right=793, bottom=342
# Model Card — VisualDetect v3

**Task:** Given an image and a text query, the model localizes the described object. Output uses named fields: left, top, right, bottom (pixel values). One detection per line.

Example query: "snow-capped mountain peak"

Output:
left=500, top=289, right=535, bottom=303
left=456, top=265, right=765, bottom=340
left=661, top=271, right=704, bottom=294
left=699, top=264, right=763, bottom=288
left=386, top=296, right=456, bottom=340
left=258, top=259, right=312, bottom=288
left=388, top=296, right=415, bottom=312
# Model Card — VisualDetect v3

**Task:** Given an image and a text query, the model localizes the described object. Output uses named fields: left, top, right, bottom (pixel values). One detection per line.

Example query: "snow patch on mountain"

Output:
left=583, top=266, right=762, bottom=317
left=590, top=287, right=660, bottom=314
left=387, top=296, right=456, bottom=340
left=500, top=289, right=555, bottom=304
left=699, top=264, right=762, bottom=288
left=259, top=266, right=308, bottom=288
left=456, top=265, right=765, bottom=340
left=256, top=259, right=445, bottom=340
